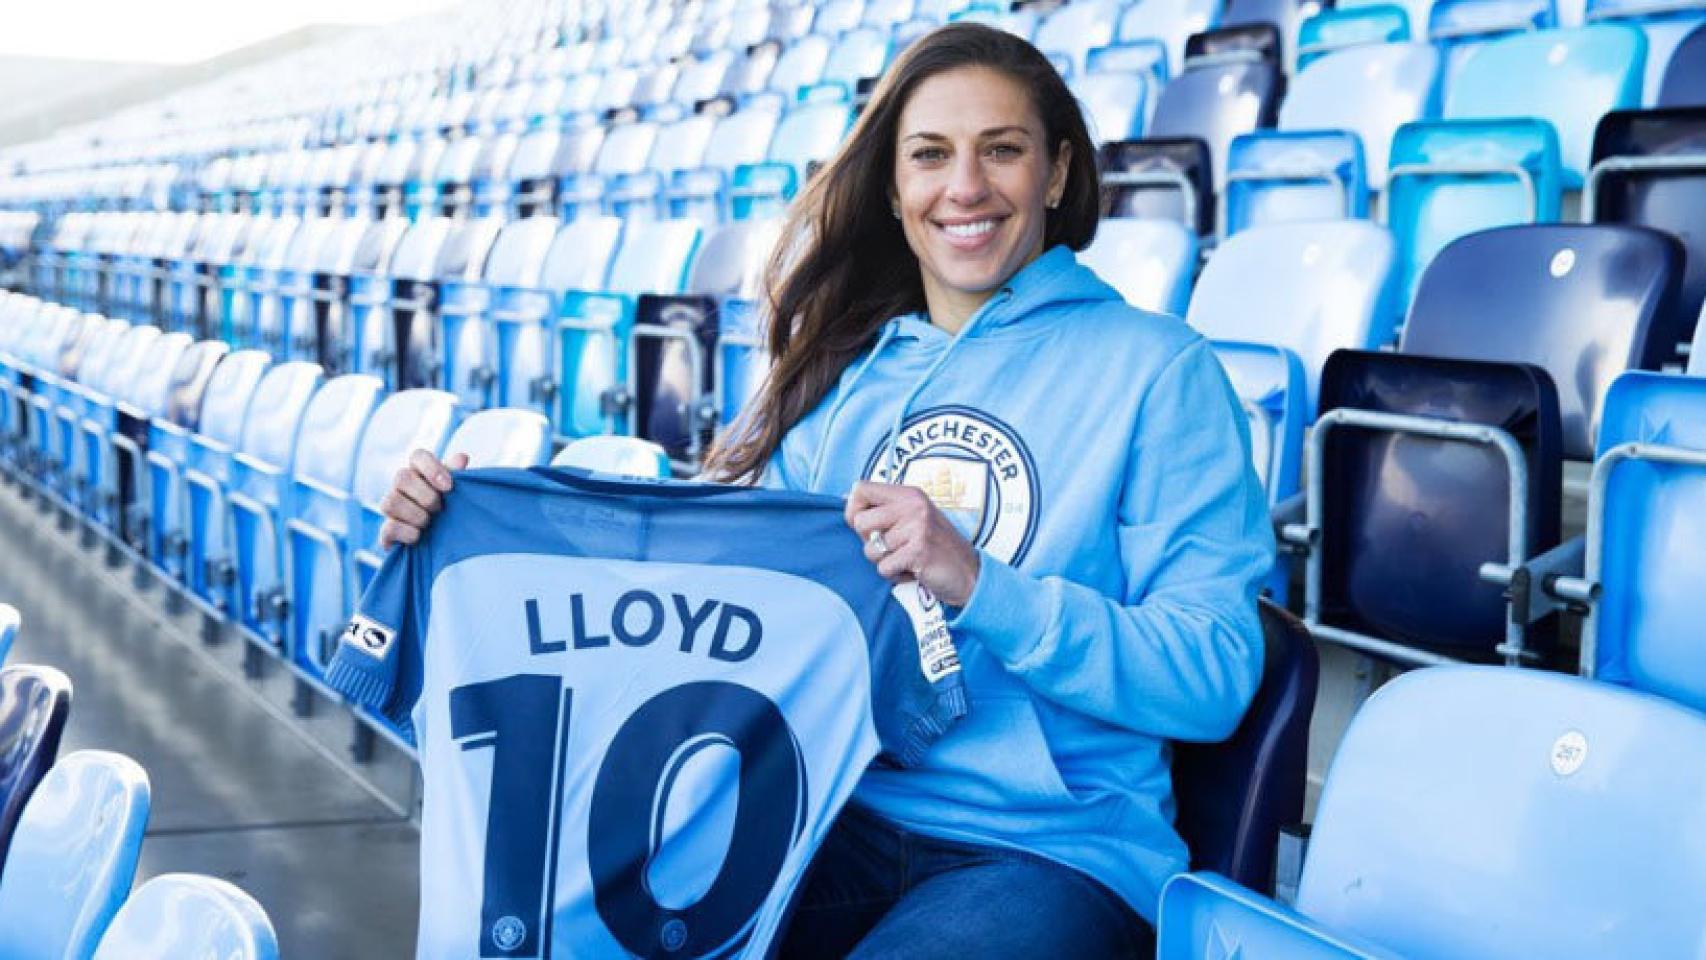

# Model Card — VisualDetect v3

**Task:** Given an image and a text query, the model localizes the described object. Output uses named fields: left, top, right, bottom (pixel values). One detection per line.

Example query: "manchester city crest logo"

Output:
left=862, top=405, right=1040, bottom=565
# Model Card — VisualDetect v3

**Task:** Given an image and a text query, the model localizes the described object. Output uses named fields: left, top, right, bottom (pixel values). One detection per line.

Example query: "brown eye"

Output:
left=912, top=147, right=948, bottom=163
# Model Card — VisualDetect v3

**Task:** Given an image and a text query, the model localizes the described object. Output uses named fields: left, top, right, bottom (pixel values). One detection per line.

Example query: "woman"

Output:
left=381, top=23, right=1272, bottom=958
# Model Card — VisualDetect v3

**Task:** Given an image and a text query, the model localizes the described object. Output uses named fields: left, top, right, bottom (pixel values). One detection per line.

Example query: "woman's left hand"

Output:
left=845, top=481, right=982, bottom=607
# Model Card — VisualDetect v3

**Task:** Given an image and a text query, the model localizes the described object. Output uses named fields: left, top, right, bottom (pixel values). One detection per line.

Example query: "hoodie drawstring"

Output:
left=807, top=321, right=900, bottom=490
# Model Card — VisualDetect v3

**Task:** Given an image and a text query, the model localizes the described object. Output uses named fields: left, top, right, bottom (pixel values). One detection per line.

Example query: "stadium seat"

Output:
left=1295, top=5, right=1413, bottom=69
left=1428, top=0, right=1556, bottom=90
left=0, top=663, right=71, bottom=864
left=1444, top=24, right=1647, bottom=186
left=139, top=339, right=229, bottom=568
left=287, top=388, right=457, bottom=689
left=1269, top=42, right=1439, bottom=193
left=1146, top=57, right=1284, bottom=190
left=1157, top=871, right=1395, bottom=959
left=1078, top=217, right=1198, bottom=316
left=1223, top=132, right=1367, bottom=235
left=1561, top=372, right=1706, bottom=713
left=1210, top=340, right=1307, bottom=511
left=230, top=372, right=376, bottom=653
left=1399, top=223, right=1680, bottom=459
left=1385, top=118, right=1562, bottom=307
left=1186, top=220, right=1399, bottom=415
left=1584, top=0, right=1706, bottom=105
left=1172, top=601, right=1317, bottom=897
left=0, top=605, right=13, bottom=664
left=92, top=874, right=279, bottom=960
left=556, top=219, right=701, bottom=443
left=1586, top=107, right=1706, bottom=360
left=103, top=330, right=191, bottom=552
left=1071, top=71, right=1149, bottom=144
left=552, top=435, right=672, bottom=477
left=1099, top=138, right=1217, bottom=236
left=1034, top=0, right=1123, bottom=77
left=1117, top=0, right=1220, bottom=77
left=0, top=750, right=150, bottom=960
left=1163, top=667, right=1706, bottom=958
left=184, top=360, right=317, bottom=620
left=1659, top=21, right=1706, bottom=105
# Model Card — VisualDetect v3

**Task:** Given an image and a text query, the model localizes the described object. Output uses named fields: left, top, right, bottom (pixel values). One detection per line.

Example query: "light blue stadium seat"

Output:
left=0, top=750, right=150, bottom=960
left=1296, top=4, right=1414, bottom=69
left=1186, top=220, right=1398, bottom=414
left=1158, top=871, right=1398, bottom=959
left=1428, top=0, right=1555, bottom=89
left=1386, top=118, right=1562, bottom=307
left=104, top=330, right=191, bottom=551
left=669, top=107, right=783, bottom=225
left=288, top=389, right=457, bottom=693
left=1086, top=41, right=1172, bottom=97
left=1584, top=0, right=1706, bottom=104
left=185, top=361, right=318, bottom=620
left=141, top=340, right=230, bottom=572
left=552, top=435, right=672, bottom=477
left=949, top=4, right=1040, bottom=40
left=767, top=33, right=832, bottom=99
left=1211, top=341, right=1306, bottom=508
left=1224, top=131, right=1368, bottom=235
left=823, top=26, right=894, bottom=90
left=93, top=874, right=278, bottom=960
left=1034, top=0, right=1123, bottom=76
left=1078, top=218, right=1198, bottom=315
left=1275, top=42, right=1440, bottom=191
left=1071, top=72, right=1148, bottom=143
left=0, top=605, right=14, bottom=665
left=1445, top=24, right=1647, bottom=185
left=230, top=373, right=377, bottom=654
left=1574, top=372, right=1706, bottom=712
left=1119, top=0, right=1219, bottom=75
left=443, top=407, right=552, bottom=471
left=67, top=322, right=149, bottom=515
left=1147, top=59, right=1285, bottom=191
left=556, top=219, right=701, bottom=443
left=1165, top=666, right=1706, bottom=956
left=0, top=664, right=71, bottom=865
left=817, top=0, right=869, bottom=35
left=736, top=101, right=854, bottom=216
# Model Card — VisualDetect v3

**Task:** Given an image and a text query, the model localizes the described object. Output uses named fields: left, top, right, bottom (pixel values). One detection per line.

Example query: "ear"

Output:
left=1046, top=140, right=1073, bottom=208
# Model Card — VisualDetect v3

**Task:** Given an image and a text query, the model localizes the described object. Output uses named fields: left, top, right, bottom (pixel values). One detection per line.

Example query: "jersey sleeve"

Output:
left=325, top=541, right=429, bottom=732
left=865, top=580, right=969, bottom=767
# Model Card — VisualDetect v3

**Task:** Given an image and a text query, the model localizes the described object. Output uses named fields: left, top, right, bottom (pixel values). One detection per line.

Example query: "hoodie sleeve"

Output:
left=947, top=339, right=1273, bottom=741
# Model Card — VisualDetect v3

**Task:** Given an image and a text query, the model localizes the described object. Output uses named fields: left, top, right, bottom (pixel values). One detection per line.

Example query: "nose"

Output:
left=945, top=151, right=990, bottom=207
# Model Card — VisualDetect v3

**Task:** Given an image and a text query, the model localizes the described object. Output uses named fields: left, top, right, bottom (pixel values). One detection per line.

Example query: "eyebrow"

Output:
left=900, top=125, right=1036, bottom=144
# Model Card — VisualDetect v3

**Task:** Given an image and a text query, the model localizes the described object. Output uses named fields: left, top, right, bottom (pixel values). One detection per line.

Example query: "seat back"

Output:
left=1299, top=667, right=1706, bottom=958
left=1588, top=107, right=1706, bottom=357
left=0, top=664, right=72, bottom=864
left=687, top=219, right=781, bottom=300
left=1118, top=0, right=1219, bottom=75
left=1078, top=218, right=1198, bottom=315
left=1317, top=350, right=1563, bottom=660
left=1187, top=220, right=1398, bottom=414
left=0, top=750, right=150, bottom=960
left=1173, top=602, right=1318, bottom=896
left=288, top=373, right=385, bottom=493
left=552, top=435, right=672, bottom=477
left=122, top=331, right=193, bottom=416
left=1224, top=130, right=1368, bottom=233
left=606, top=219, right=703, bottom=296
left=350, top=389, right=460, bottom=517
left=1400, top=223, right=1680, bottom=459
left=236, top=362, right=325, bottom=470
left=1589, top=371, right=1706, bottom=711
left=1296, top=5, right=1413, bottom=71
left=767, top=101, right=854, bottom=183
left=823, top=26, right=893, bottom=88
left=1445, top=25, right=1647, bottom=185
left=95, top=325, right=161, bottom=402
left=1036, top=0, right=1122, bottom=76
left=1280, top=42, right=1440, bottom=189
left=442, top=408, right=552, bottom=469
left=1211, top=340, right=1307, bottom=508
left=1386, top=118, right=1562, bottom=306
left=1099, top=138, right=1216, bottom=234
left=195, top=350, right=272, bottom=451
left=1659, top=21, right=1706, bottom=106
left=1072, top=71, right=1149, bottom=144
left=162, top=339, right=230, bottom=430
left=1149, top=61, right=1284, bottom=188
left=92, top=874, right=278, bottom=960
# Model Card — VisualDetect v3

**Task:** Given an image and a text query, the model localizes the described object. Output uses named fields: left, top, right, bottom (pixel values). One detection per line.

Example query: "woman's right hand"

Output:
left=378, top=449, right=470, bottom=548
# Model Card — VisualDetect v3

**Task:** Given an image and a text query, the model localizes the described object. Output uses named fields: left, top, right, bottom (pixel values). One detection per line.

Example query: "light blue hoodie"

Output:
left=765, top=244, right=1273, bottom=923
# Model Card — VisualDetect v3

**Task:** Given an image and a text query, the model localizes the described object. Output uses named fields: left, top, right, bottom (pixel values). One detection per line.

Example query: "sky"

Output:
left=0, top=0, right=463, bottom=65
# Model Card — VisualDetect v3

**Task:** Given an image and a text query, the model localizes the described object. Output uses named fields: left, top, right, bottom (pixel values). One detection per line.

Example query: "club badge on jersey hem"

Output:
left=341, top=613, right=396, bottom=661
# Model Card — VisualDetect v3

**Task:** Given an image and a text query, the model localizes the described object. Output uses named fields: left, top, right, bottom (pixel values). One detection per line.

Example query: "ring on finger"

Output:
left=867, top=529, right=889, bottom=558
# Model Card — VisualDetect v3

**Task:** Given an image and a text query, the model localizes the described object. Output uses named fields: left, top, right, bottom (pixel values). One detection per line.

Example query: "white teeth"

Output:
left=942, top=220, right=995, bottom=239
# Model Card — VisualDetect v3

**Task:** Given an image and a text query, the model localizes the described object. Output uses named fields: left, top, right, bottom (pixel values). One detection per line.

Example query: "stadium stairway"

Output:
left=0, top=483, right=419, bottom=956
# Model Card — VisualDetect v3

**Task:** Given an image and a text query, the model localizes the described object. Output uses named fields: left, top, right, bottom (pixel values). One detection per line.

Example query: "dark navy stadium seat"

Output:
left=1185, top=22, right=1284, bottom=66
left=0, top=664, right=72, bottom=866
left=1399, top=223, right=1681, bottom=460
left=1099, top=138, right=1216, bottom=235
left=1659, top=22, right=1706, bottom=106
left=1587, top=107, right=1706, bottom=358
left=1172, top=601, right=1317, bottom=897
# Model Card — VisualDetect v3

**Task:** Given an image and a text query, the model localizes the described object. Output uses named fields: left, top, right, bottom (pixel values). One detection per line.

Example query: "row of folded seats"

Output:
left=0, top=289, right=675, bottom=753
left=0, top=648, right=278, bottom=958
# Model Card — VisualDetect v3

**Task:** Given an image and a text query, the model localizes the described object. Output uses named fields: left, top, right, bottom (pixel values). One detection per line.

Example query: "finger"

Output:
left=844, top=480, right=881, bottom=524
left=378, top=519, right=420, bottom=549
left=877, top=545, right=922, bottom=580
left=410, top=449, right=453, bottom=493
left=379, top=491, right=431, bottom=529
left=392, top=466, right=444, bottom=515
left=847, top=502, right=903, bottom=537
left=447, top=452, right=471, bottom=471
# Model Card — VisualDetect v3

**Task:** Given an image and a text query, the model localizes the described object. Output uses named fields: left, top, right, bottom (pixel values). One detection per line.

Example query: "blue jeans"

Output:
left=778, top=804, right=1154, bottom=958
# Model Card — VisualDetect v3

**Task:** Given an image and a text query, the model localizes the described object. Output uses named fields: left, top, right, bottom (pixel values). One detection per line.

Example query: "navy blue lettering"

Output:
left=709, top=604, right=763, bottom=662
left=525, top=598, right=567, bottom=655
left=613, top=590, right=664, bottom=647
left=673, top=594, right=718, bottom=653
left=571, top=594, right=610, bottom=649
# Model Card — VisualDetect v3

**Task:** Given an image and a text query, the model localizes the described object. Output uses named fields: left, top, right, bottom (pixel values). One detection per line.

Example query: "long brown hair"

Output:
left=704, top=22, right=1101, bottom=484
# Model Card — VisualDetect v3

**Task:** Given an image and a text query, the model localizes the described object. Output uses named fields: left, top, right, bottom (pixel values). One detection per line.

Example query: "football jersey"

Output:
left=326, top=467, right=966, bottom=959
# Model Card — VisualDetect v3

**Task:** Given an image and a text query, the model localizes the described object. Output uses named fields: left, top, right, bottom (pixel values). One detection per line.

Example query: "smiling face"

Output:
left=892, top=64, right=1072, bottom=333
